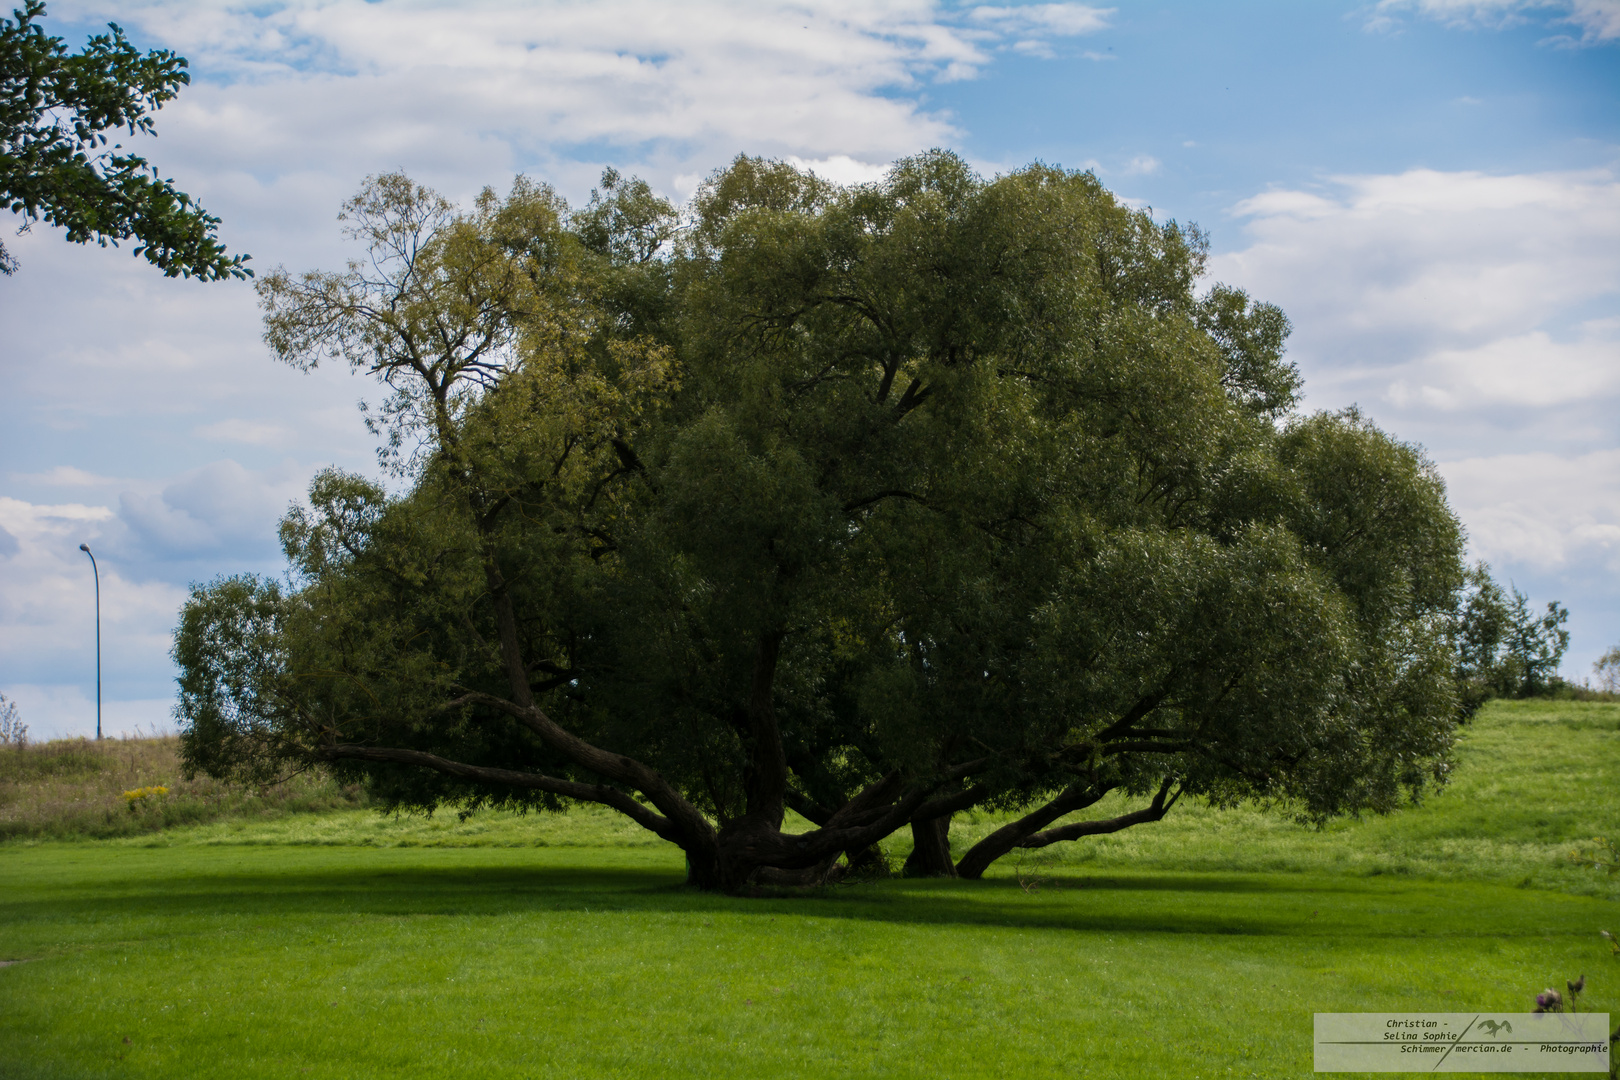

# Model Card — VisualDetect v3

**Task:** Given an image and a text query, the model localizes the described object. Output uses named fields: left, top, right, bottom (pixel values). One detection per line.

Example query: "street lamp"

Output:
left=78, top=543, right=101, bottom=741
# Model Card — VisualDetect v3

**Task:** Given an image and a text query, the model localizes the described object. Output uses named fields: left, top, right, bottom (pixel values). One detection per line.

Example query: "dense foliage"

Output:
left=175, top=155, right=1467, bottom=891
left=0, top=0, right=248, bottom=278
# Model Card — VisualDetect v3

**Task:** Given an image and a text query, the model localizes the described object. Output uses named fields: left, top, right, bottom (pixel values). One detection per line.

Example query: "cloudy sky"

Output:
left=1, top=0, right=1616, bottom=739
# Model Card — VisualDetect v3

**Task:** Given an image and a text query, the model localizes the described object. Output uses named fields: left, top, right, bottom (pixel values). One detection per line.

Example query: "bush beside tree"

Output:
left=1455, top=562, right=1571, bottom=715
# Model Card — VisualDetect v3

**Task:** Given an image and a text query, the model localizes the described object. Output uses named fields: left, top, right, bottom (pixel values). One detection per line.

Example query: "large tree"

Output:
left=1, top=0, right=248, bottom=278
left=176, top=155, right=1465, bottom=892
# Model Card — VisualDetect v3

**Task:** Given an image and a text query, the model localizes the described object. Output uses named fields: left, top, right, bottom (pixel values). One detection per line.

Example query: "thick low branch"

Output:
left=763, top=758, right=990, bottom=869
left=1018, top=776, right=1182, bottom=848
left=457, top=690, right=720, bottom=859
left=456, top=670, right=986, bottom=888
left=320, top=743, right=678, bottom=842
left=953, top=783, right=1110, bottom=880
left=821, top=770, right=903, bottom=829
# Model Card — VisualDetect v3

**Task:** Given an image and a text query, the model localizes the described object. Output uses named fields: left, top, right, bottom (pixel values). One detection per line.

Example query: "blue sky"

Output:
left=2, top=0, right=1616, bottom=739
left=938, top=4, right=1618, bottom=203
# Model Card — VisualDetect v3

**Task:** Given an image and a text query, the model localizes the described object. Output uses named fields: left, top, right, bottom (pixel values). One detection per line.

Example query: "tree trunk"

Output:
left=740, top=631, right=788, bottom=830
left=902, top=813, right=957, bottom=877
left=684, top=851, right=722, bottom=890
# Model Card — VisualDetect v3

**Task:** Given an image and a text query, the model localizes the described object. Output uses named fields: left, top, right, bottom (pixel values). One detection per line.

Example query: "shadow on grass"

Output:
left=0, top=855, right=1587, bottom=945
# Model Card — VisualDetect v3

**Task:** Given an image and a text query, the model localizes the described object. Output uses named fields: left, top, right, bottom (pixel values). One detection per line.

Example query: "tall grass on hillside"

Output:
left=0, top=736, right=365, bottom=842
left=944, top=698, right=1620, bottom=900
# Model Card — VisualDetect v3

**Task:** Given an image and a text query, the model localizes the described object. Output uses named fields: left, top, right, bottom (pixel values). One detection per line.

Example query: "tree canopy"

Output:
left=0, top=0, right=248, bottom=278
left=176, top=154, right=1466, bottom=892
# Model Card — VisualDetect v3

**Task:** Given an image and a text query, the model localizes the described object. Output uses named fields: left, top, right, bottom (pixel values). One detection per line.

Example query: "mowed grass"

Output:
left=0, top=700, right=1616, bottom=1080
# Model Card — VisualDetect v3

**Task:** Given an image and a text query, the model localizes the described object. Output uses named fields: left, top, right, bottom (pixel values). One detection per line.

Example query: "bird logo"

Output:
left=1477, top=1019, right=1512, bottom=1038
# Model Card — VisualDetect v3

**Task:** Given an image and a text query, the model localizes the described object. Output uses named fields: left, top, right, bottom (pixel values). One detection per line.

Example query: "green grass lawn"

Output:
left=1, top=700, right=1616, bottom=1079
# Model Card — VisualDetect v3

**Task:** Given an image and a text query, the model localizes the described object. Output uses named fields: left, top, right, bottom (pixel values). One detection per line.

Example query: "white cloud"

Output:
left=783, top=155, right=892, bottom=187
left=970, top=4, right=1114, bottom=36
left=54, top=0, right=1088, bottom=191
left=1208, top=168, right=1620, bottom=441
left=1440, top=449, right=1620, bottom=570
left=1213, top=168, right=1620, bottom=359
left=1369, top=0, right=1620, bottom=43
left=13, top=0, right=1128, bottom=268
left=1387, top=319, right=1620, bottom=411
left=0, top=496, right=115, bottom=531
left=1375, top=0, right=1550, bottom=30
left=1011, top=38, right=1058, bottom=58
left=970, top=3, right=1111, bottom=59
left=9, top=466, right=120, bottom=487
left=195, top=419, right=296, bottom=446
left=0, top=230, right=377, bottom=492
left=119, top=459, right=307, bottom=560
left=1566, top=0, right=1620, bottom=39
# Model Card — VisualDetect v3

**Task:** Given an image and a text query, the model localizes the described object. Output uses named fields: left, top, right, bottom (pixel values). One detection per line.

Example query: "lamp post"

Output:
left=78, top=543, right=101, bottom=741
